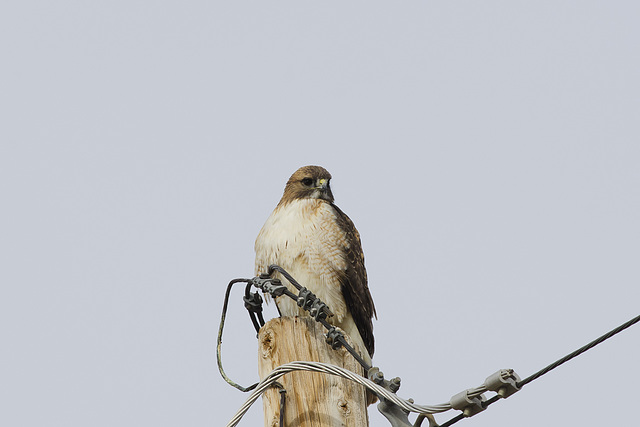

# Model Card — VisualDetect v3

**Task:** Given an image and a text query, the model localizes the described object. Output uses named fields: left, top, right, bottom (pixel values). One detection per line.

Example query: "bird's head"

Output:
left=280, top=165, right=334, bottom=205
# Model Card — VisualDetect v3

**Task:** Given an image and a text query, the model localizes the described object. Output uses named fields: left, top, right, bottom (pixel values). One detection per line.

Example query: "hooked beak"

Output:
left=315, top=178, right=334, bottom=202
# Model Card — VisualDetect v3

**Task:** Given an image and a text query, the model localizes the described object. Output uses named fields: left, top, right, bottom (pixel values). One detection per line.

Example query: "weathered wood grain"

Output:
left=258, top=317, right=369, bottom=427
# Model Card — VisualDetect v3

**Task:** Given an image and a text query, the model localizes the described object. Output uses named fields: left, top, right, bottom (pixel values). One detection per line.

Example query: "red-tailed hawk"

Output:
left=255, top=165, right=377, bottom=364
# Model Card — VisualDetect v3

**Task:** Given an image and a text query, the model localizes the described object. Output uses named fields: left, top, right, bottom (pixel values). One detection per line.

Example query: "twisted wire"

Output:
left=226, top=361, right=454, bottom=427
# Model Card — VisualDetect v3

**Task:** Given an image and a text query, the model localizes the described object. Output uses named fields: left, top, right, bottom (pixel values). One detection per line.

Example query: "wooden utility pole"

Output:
left=258, top=317, right=369, bottom=427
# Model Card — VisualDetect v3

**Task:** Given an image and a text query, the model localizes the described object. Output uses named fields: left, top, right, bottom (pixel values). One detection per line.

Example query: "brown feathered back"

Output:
left=331, top=203, right=377, bottom=356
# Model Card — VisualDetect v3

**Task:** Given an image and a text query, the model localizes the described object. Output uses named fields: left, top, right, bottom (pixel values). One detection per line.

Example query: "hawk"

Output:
left=255, top=165, right=377, bottom=364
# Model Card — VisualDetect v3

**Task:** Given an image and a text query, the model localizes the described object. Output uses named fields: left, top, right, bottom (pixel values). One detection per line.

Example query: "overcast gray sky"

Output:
left=2, top=1, right=639, bottom=426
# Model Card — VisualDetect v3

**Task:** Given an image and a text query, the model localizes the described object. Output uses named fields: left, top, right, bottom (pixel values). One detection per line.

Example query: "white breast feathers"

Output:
left=255, top=199, right=349, bottom=323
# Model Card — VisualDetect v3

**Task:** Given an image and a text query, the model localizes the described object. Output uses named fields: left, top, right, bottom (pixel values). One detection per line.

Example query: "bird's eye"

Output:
left=301, top=178, right=314, bottom=186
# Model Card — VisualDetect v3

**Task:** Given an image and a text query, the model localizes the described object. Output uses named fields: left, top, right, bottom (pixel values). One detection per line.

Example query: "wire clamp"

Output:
left=243, top=291, right=263, bottom=313
left=484, top=369, right=521, bottom=398
left=368, top=367, right=414, bottom=427
left=325, top=327, right=344, bottom=350
left=449, top=390, right=486, bottom=417
left=310, top=299, right=331, bottom=321
left=251, top=276, right=288, bottom=297
left=296, top=288, right=333, bottom=321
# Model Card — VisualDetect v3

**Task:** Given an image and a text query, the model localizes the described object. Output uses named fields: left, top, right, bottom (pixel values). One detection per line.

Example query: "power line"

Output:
left=437, top=312, right=640, bottom=427
left=517, top=313, right=640, bottom=388
left=219, top=269, right=640, bottom=426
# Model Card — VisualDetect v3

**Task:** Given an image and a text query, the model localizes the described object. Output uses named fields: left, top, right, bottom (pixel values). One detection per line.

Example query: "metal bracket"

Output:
left=369, top=367, right=414, bottom=427
left=309, top=298, right=332, bottom=321
left=296, top=287, right=316, bottom=310
left=484, top=369, right=521, bottom=398
left=243, top=291, right=263, bottom=313
left=325, top=327, right=344, bottom=350
left=449, top=390, right=486, bottom=418
left=297, top=287, right=333, bottom=320
left=251, top=276, right=288, bottom=297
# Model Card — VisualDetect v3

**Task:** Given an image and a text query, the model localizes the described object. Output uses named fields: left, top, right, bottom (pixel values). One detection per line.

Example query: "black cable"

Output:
left=217, top=278, right=259, bottom=392
left=265, top=265, right=370, bottom=372
left=244, top=283, right=263, bottom=335
left=219, top=268, right=371, bottom=395
left=517, top=313, right=640, bottom=388
left=277, top=384, right=287, bottom=427
left=319, top=318, right=371, bottom=372
left=437, top=313, right=640, bottom=427
left=269, top=264, right=303, bottom=290
left=438, top=413, right=465, bottom=427
left=257, top=310, right=266, bottom=328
